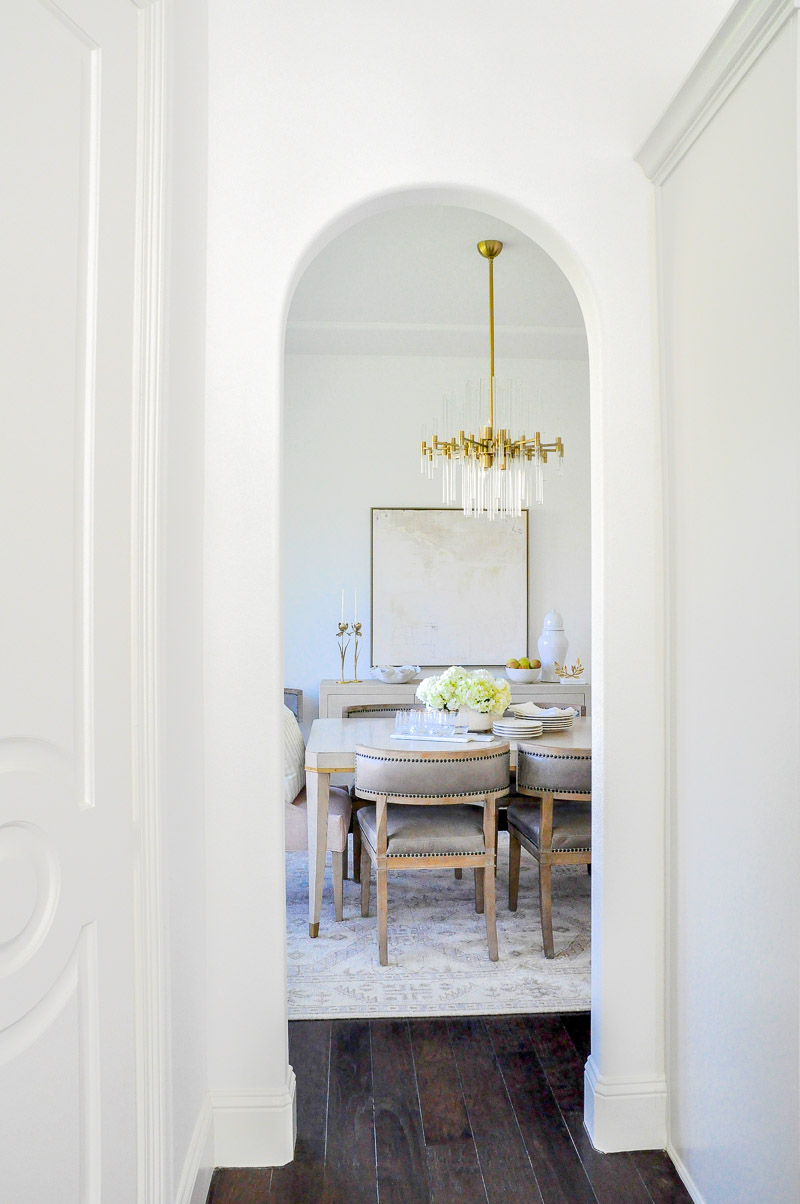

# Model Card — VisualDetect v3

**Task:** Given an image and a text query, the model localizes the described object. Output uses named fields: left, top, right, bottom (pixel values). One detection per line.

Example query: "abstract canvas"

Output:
left=371, top=507, right=528, bottom=665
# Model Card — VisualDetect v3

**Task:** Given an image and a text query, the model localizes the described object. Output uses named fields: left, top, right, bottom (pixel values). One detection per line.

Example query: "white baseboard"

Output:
left=211, top=1070, right=297, bottom=1167
left=175, top=1094, right=214, bottom=1204
left=666, top=1142, right=706, bottom=1204
left=583, top=1056, right=667, bottom=1152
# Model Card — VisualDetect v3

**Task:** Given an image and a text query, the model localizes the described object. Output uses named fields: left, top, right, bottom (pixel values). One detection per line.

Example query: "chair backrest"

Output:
left=516, top=744, right=591, bottom=797
left=284, top=687, right=303, bottom=724
left=354, top=742, right=510, bottom=803
left=343, top=703, right=420, bottom=718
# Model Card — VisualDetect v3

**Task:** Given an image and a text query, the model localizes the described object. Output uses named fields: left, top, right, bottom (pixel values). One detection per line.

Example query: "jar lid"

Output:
left=543, top=610, right=565, bottom=629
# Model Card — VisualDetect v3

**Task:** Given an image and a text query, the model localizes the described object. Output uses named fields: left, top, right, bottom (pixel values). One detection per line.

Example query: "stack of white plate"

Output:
left=535, top=714, right=574, bottom=732
left=492, top=718, right=544, bottom=738
left=508, top=704, right=576, bottom=732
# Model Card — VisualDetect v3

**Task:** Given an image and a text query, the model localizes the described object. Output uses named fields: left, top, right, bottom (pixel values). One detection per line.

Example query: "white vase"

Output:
left=456, top=708, right=494, bottom=732
left=537, top=610, right=568, bottom=683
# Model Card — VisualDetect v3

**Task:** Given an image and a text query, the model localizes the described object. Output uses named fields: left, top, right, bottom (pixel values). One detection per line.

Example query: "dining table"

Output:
left=303, top=714, right=592, bottom=936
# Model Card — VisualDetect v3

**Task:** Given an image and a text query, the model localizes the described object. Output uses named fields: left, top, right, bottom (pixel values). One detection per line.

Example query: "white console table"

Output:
left=319, top=675, right=590, bottom=718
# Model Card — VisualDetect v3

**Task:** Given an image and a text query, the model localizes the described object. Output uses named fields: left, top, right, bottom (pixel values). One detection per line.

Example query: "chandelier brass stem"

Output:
left=478, top=239, right=503, bottom=429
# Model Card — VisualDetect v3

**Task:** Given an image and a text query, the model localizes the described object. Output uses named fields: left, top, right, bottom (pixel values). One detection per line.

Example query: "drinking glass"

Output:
left=439, top=709, right=457, bottom=737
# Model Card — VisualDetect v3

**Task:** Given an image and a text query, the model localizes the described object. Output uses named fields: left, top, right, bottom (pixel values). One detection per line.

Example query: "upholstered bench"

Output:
left=285, top=786, right=352, bottom=922
left=284, top=700, right=351, bottom=921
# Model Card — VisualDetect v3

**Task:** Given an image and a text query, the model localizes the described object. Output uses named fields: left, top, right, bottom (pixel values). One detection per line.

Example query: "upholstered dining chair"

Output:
left=353, top=742, right=510, bottom=965
left=283, top=702, right=351, bottom=921
left=507, top=742, right=591, bottom=958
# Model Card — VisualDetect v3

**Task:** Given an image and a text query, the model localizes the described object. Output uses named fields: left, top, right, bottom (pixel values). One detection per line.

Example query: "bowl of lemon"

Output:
left=505, top=657, right=541, bottom=683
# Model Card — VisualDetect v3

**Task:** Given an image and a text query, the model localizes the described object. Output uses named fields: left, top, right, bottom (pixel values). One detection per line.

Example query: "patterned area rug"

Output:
left=286, top=833, right=591, bottom=1019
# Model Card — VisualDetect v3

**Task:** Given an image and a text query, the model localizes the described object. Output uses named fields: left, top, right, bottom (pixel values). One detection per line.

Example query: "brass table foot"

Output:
left=309, top=922, right=319, bottom=938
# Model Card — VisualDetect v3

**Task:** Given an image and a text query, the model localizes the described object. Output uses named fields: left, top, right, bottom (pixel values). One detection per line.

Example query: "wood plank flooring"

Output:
left=207, top=1014, right=692, bottom=1204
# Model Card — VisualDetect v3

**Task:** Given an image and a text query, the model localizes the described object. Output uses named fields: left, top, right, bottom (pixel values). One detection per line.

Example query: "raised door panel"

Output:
left=0, top=1, right=141, bottom=1199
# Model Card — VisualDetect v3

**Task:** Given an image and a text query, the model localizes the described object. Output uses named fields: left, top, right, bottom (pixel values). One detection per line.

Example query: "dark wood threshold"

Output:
left=207, top=1013, right=692, bottom=1204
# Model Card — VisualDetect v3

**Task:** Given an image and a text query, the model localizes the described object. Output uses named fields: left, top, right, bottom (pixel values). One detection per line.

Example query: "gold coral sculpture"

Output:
left=554, top=658, right=584, bottom=680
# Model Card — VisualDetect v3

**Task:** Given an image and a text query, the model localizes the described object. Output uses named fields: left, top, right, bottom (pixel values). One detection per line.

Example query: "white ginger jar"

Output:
left=537, top=610, right=568, bottom=683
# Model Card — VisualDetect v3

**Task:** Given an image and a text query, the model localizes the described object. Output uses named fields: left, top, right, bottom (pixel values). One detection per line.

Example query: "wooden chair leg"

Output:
left=539, top=863, right=554, bottom=958
left=377, top=867, right=388, bottom=966
left=454, top=868, right=463, bottom=880
left=484, top=860, right=499, bottom=962
left=474, top=867, right=485, bottom=914
left=353, top=823, right=362, bottom=883
left=332, top=850, right=344, bottom=922
left=508, top=833, right=521, bottom=911
left=360, top=843, right=370, bottom=917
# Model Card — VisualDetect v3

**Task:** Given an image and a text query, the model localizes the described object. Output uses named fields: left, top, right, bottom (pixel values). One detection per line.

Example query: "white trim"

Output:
left=175, top=1095, right=214, bottom=1204
left=285, top=320, right=586, bottom=337
left=131, top=3, right=169, bottom=1204
left=285, top=318, right=588, bottom=358
left=667, top=1143, right=707, bottom=1204
left=211, top=1073, right=297, bottom=1168
left=583, top=1056, right=667, bottom=1153
left=636, top=0, right=799, bottom=183
left=78, top=24, right=100, bottom=812
left=653, top=179, right=676, bottom=1163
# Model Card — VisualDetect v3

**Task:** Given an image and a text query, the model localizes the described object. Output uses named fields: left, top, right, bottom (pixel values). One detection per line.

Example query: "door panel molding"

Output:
left=0, top=924, right=101, bottom=1202
left=131, top=2, right=168, bottom=1202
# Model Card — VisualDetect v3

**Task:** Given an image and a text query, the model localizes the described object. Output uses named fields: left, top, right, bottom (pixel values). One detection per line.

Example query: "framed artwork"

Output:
left=371, top=507, right=528, bottom=666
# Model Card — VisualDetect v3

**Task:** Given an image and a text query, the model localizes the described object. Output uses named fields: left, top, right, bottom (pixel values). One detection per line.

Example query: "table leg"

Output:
left=305, top=768, right=330, bottom=937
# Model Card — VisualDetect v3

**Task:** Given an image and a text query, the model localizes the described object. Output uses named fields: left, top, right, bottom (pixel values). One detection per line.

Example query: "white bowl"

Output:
left=370, top=665, right=420, bottom=685
left=505, top=667, right=540, bottom=683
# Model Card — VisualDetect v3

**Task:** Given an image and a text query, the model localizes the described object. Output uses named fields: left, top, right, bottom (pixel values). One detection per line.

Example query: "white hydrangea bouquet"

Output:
left=416, top=666, right=511, bottom=716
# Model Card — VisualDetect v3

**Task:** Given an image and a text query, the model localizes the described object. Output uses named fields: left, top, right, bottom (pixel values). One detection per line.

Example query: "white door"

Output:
left=1, top=1, right=144, bottom=1199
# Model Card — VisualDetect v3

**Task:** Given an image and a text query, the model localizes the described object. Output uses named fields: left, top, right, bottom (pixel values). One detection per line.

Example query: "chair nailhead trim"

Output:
left=355, top=748, right=509, bottom=798
left=510, top=839, right=591, bottom=853
left=385, top=850, right=483, bottom=858
left=518, top=786, right=588, bottom=796
left=519, top=751, right=588, bottom=761
left=356, top=750, right=507, bottom=764
left=358, top=789, right=503, bottom=798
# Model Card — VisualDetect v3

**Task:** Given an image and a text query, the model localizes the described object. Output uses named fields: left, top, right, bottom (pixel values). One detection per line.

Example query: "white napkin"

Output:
left=509, top=702, right=577, bottom=718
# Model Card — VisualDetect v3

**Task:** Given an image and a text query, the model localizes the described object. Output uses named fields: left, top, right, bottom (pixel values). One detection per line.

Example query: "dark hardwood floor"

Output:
left=207, top=1014, right=692, bottom=1204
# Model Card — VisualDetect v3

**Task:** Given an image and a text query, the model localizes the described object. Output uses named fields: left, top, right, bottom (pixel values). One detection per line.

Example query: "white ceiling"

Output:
left=286, top=206, right=589, bottom=359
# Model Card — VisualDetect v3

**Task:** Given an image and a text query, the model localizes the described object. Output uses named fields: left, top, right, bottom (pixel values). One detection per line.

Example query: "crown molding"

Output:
left=636, top=0, right=799, bottom=184
left=285, top=320, right=588, bottom=360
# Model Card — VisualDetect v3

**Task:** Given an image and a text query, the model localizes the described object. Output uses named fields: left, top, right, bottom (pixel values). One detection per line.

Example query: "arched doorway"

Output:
left=281, top=186, right=602, bottom=1090
left=202, top=177, right=668, bottom=1165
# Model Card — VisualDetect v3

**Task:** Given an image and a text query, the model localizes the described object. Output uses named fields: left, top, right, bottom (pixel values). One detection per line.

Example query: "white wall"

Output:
left=161, top=0, right=212, bottom=1197
left=205, top=0, right=676, bottom=1161
left=656, top=16, right=800, bottom=1203
left=284, top=353, right=591, bottom=734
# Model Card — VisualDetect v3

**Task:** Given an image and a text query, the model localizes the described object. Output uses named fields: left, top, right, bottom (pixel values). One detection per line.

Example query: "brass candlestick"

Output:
left=336, top=621, right=352, bottom=683
left=351, top=621, right=363, bottom=683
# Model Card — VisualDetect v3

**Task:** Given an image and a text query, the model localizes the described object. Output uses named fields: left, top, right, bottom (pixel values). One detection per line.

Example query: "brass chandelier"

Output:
left=420, top=240, right=564, bottom=519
